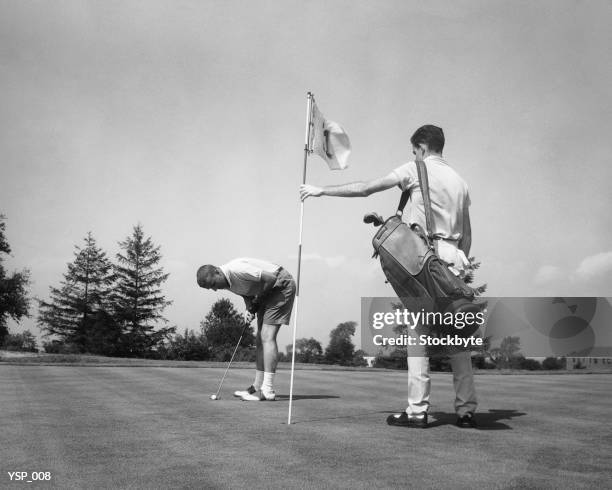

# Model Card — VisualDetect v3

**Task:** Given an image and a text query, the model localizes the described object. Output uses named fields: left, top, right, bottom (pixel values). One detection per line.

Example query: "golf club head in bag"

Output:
left=363, top=212, right=385, bottom=227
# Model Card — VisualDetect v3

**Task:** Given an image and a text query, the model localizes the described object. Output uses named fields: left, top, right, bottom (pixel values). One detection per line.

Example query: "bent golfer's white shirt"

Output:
left=219, top=258, right=280, bottom=297
left=391, top=155, right=471, bottom=273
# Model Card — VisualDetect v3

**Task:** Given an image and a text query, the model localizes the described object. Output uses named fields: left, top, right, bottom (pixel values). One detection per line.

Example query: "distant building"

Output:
left=566, top=357, right=612, bottom=370
left=363, top=356, right=376, bottom=367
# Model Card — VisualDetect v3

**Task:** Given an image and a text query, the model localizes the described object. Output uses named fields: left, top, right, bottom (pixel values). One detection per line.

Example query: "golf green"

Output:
left=2, top=365, right=611, bottom=488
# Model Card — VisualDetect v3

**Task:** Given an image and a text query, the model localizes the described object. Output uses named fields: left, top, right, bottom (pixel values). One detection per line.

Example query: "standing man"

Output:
left=197, top=258, right=296, bottom=401
left=300, top=125, right=478, bottom=428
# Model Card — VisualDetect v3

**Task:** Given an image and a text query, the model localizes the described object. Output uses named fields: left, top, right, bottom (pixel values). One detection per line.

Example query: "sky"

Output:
left=2, top=0, right=611, bottom=352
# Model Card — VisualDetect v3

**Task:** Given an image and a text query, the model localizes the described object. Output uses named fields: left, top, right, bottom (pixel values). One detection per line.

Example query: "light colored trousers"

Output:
left=406, top=351, right=477, bottom=417
left=406, top=240, right=477, bottom=417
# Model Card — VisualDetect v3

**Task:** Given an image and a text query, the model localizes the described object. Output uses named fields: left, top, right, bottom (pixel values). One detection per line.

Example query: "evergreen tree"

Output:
left=0, top=214, right=31, bottom=345
left=38, top=232, right=115, bottom=352
left=112, top=224, right=174, bottom=356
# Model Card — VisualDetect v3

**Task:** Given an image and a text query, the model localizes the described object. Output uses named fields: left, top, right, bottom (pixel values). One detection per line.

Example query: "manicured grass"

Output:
left=1, top=364, right=611, bottom=488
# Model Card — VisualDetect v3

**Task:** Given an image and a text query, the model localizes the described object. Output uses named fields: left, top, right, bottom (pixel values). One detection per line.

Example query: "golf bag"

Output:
left=365, top=160, right=484, bottom=338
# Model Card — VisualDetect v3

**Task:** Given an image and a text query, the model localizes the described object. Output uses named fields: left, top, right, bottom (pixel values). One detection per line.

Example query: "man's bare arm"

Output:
left=299, top=171, right=401, bottom=200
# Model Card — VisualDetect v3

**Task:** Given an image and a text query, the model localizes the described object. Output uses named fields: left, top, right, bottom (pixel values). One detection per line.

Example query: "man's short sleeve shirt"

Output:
left=391, top=155, right=470, bottom=241
left=219, top=258, right=280, bottom=297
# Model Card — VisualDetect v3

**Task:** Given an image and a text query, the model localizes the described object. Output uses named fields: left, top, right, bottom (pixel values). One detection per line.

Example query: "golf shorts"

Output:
left=258, top=268, right=296, bottom=326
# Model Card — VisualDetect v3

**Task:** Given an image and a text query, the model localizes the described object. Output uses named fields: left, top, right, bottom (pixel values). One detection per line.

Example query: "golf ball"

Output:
left=210, top=394, right=218, bottom=400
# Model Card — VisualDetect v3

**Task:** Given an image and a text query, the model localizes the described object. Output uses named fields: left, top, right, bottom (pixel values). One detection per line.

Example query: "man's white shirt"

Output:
left=219, top=258, right=280, bottom=296
left=391, top=155, right=471, bottom=274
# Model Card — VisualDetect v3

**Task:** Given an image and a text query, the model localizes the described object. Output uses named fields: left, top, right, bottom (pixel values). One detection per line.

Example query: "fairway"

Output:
left=2, top=366, right=611, bottom=489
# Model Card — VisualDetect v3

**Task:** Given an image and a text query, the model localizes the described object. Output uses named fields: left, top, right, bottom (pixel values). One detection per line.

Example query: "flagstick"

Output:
left=288, top=92, right=313, bottom=425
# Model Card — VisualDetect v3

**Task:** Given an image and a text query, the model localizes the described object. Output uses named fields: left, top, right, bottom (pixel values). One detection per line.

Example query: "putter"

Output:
left=210, top=318, right=252, bottom=400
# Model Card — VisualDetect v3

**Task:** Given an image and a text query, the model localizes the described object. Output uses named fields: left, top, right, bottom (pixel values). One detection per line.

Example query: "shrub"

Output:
left=542, top=357, right=565, bottom=370
left=373, top=355, right=406, bottom=370
left=519, top=358, right=542, bottom=370
left=42, top=340, right=80, bottom=354
left=429, top=356, right=451, bottom=372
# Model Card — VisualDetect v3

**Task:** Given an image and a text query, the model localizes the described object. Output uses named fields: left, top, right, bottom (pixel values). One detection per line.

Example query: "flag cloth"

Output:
left=309, top=99, right=351, bottom=170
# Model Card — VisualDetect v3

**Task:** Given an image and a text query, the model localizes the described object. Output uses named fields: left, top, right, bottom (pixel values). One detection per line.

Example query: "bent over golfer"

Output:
left=197, top=258, right=296, bottom=401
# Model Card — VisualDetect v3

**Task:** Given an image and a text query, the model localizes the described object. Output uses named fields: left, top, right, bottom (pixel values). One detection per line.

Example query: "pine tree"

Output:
left=0, top=214, right=31, bottom=345
left=38, top=232, right=115, bottom=352
left=112, top=224, right=174, bottom=357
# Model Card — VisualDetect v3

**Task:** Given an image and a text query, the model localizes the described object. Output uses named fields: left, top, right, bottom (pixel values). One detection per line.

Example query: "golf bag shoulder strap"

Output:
left=395, top=161, right=436, bottom=248
left=415, top=160, right=435, bottom=241
left=396, top=189, right=410, bottom=217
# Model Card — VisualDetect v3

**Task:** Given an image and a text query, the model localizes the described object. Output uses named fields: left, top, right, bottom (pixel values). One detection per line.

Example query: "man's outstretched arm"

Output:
left=299, top=171, right=400, bottom=200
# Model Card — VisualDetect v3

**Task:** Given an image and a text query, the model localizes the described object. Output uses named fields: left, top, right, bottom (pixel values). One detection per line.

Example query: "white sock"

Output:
left=262, top=372, right=275, bottom=393
left=405, top=411, right=425, bottom=419
left=253, top=370, right=264, bottom=390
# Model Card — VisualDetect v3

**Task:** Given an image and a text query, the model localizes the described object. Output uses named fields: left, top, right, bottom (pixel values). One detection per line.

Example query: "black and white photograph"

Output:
left=1, top=1, right=611, bottom=488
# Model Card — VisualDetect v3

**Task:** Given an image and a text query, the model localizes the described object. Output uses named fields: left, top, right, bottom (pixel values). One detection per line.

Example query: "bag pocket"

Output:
left=426, top=257, right=475, bottom=299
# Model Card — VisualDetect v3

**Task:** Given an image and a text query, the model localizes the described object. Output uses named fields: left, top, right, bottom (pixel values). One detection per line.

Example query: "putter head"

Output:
left=363, top=212, right=384, bottom=227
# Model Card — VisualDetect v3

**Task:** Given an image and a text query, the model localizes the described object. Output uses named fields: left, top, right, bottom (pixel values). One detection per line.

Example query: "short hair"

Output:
left=196, top=264, right=218, bottom=287
left=410, top=125, right=445, bottom=153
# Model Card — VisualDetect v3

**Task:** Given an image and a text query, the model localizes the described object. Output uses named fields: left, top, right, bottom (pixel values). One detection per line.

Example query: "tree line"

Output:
left=1, top=215, right=175, bottom=356
left=0, top=214, right=568, bottom=370
left=159, top=309, right=368, bottom=366
left=0, top=214, right=31, bottom=346
left=1, top=214, right=368, bottom=365
left=374, top=333, right=566, bottom=371
left=37, top=224, right=174, bottom=357
left=280, top=321, right=368, bottom=366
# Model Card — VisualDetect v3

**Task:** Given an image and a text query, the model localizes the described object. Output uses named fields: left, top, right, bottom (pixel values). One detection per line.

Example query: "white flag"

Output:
left=309, top=100, right=351, bottom=170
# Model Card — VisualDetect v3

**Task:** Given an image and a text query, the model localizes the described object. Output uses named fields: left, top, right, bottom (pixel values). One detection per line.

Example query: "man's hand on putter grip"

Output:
left=300, top=184, right=323, bottom=200
left=245, top=297, right=260, bottom=313
left=245, top=311, right=256, bottom=324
